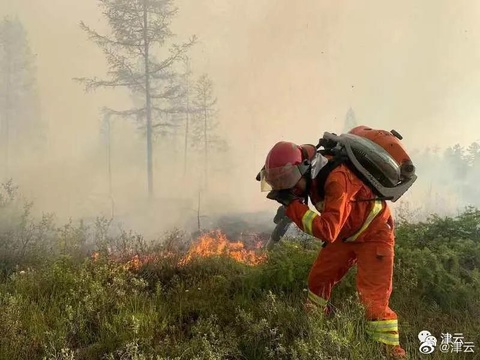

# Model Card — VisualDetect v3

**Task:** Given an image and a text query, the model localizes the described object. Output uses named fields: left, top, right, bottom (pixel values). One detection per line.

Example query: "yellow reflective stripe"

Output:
left=367, top=319, right=398, bottom=332
left=345, top=200, right=383, bottom=242
left=307, top=290, right=328, bottom=307
left=301, top=210, right=318, bottom=235
left=369, top=332, right=400, bottom=346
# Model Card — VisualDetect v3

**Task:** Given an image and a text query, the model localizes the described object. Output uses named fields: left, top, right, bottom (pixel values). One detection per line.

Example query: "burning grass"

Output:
left=93, top=229, right=268, bottom=271
left=180, top=230, right=267, bottom=266
left=1, top=188, right=479, bottom=360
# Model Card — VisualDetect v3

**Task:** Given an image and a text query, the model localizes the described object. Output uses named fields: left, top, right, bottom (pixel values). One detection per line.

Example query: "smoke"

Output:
left=1, top=0, right=480, bottom=236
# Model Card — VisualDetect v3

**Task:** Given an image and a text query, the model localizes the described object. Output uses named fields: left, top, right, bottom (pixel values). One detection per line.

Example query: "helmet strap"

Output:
left=298, top=146, right=313, bottom=205
left=298, top=146, right=312, bottom=175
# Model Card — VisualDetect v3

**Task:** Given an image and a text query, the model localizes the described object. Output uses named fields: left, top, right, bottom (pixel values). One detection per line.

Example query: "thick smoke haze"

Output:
left=2, top=0, right=480, bottom=235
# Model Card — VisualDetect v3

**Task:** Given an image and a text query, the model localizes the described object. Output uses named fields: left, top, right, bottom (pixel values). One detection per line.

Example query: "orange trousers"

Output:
left=309, top=239, right=396, bottom=319
left=307, top=239, right=400, bottom=345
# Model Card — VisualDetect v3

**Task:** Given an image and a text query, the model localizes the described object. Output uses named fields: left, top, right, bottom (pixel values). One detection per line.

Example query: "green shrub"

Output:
left=0, top=189, right=479, bottom=360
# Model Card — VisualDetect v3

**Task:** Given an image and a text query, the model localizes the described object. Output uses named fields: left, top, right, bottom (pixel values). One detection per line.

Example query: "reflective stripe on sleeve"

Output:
left=301, top=210, right=318, bottom=236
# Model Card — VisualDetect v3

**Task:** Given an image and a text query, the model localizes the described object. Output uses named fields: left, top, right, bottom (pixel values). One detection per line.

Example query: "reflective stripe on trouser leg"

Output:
left=301, top=210, right=318, bottom=236
left=307, top=289, right=328, bottom=307
left=366, top=319, right=400, bottom=346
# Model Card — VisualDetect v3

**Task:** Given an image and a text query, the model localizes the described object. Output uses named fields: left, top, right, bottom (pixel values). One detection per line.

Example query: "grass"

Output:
left=0, top=183, right=479, bottom=359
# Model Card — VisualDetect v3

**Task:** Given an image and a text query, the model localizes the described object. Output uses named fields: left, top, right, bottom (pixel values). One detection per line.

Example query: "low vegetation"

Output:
left=1, top=183, right=479, bottom=359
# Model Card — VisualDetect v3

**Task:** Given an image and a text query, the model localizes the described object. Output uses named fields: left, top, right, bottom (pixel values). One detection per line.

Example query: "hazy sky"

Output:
left=1, top=0, right=480, bottom=225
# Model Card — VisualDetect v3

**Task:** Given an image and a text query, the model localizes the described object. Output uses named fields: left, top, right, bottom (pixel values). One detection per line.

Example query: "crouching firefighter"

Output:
left=256, top=126, right=417, bottom=359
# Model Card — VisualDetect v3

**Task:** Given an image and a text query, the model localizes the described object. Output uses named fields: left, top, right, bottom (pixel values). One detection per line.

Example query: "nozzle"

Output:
left=400, top=160, right=415, bottom=179
left=390, top=129, right=403, bottom=140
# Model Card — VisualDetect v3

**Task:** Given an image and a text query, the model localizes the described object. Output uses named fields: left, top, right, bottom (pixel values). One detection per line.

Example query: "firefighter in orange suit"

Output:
left=261, top=126, right=410, bottom=359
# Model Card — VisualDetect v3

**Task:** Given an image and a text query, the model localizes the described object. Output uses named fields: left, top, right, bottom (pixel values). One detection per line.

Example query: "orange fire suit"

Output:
left=285, top=163, right=400, bottom=346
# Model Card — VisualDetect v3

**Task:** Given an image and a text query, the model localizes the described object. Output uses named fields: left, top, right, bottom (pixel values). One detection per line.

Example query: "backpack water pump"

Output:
left=316, top=130, right=417, bottom=202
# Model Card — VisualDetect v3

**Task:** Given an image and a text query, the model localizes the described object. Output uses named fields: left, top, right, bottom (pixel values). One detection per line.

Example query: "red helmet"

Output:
left=262, top=141, right=315, bottom=190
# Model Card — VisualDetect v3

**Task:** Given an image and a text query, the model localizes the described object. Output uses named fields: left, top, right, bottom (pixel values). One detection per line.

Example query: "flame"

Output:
left=91, top=230, right=267, bottom=269
left=181, top=230, right=267, bottom=266
left=125, top=254, right=141, bottom=271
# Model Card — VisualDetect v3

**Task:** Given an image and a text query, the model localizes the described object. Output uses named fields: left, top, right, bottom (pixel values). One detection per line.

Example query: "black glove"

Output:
left=267, top=189, right=300, bottom=207
left=273, top=205, right=287, bottom=224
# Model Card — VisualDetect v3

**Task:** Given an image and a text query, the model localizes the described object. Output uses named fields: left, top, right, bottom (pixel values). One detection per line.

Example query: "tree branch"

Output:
left=80, top=21, right=143, bottom=49
left=149, top=36, right=197, bottom=75
left=103, top=106, right=145, bottom=118
left=73, top=76, right=141, bottom=91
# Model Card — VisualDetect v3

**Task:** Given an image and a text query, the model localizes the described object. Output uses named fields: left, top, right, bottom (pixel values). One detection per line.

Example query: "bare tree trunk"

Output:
left=143, top=0, right=154, bottom=199
left=183, top=108, right=189, bottom=176
left=203, top=105, right=208, bottom=190
left=105, top=113, right=115, bottom=218
left=183, top=59, right=190, bottom=177
left=105, top=114, right=112, bottom=196
left=2, top=49, right=11, bottom=179
left=197, top=187, right=201, bottom=232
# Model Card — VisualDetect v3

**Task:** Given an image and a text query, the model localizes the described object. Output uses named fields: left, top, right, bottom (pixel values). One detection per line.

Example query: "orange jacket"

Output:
left=285, top=164, right=394, bottom=244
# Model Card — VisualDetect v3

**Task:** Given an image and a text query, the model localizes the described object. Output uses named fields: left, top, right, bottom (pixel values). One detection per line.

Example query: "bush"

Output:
left=0, top=186, right=479, bottom=359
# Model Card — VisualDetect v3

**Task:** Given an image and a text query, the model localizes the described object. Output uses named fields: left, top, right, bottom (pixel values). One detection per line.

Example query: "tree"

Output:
left=444, top=144, right=468, bottom=180
left=76, top=0, right=196, bottom=198
left=0, top=17, right=42, bottom=178
left=461, top=142, right=480, bottom=207
left=100, top=112, right=115, bottom=218
left=191, top=74, right=225, bottom=190
left=181, top=56, right=193, bottom=176
left=466, top=142, right=480, bottom=167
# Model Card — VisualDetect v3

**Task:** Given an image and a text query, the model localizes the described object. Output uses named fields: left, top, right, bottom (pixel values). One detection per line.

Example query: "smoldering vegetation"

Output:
left=0, top=181, right=479, bottom=359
